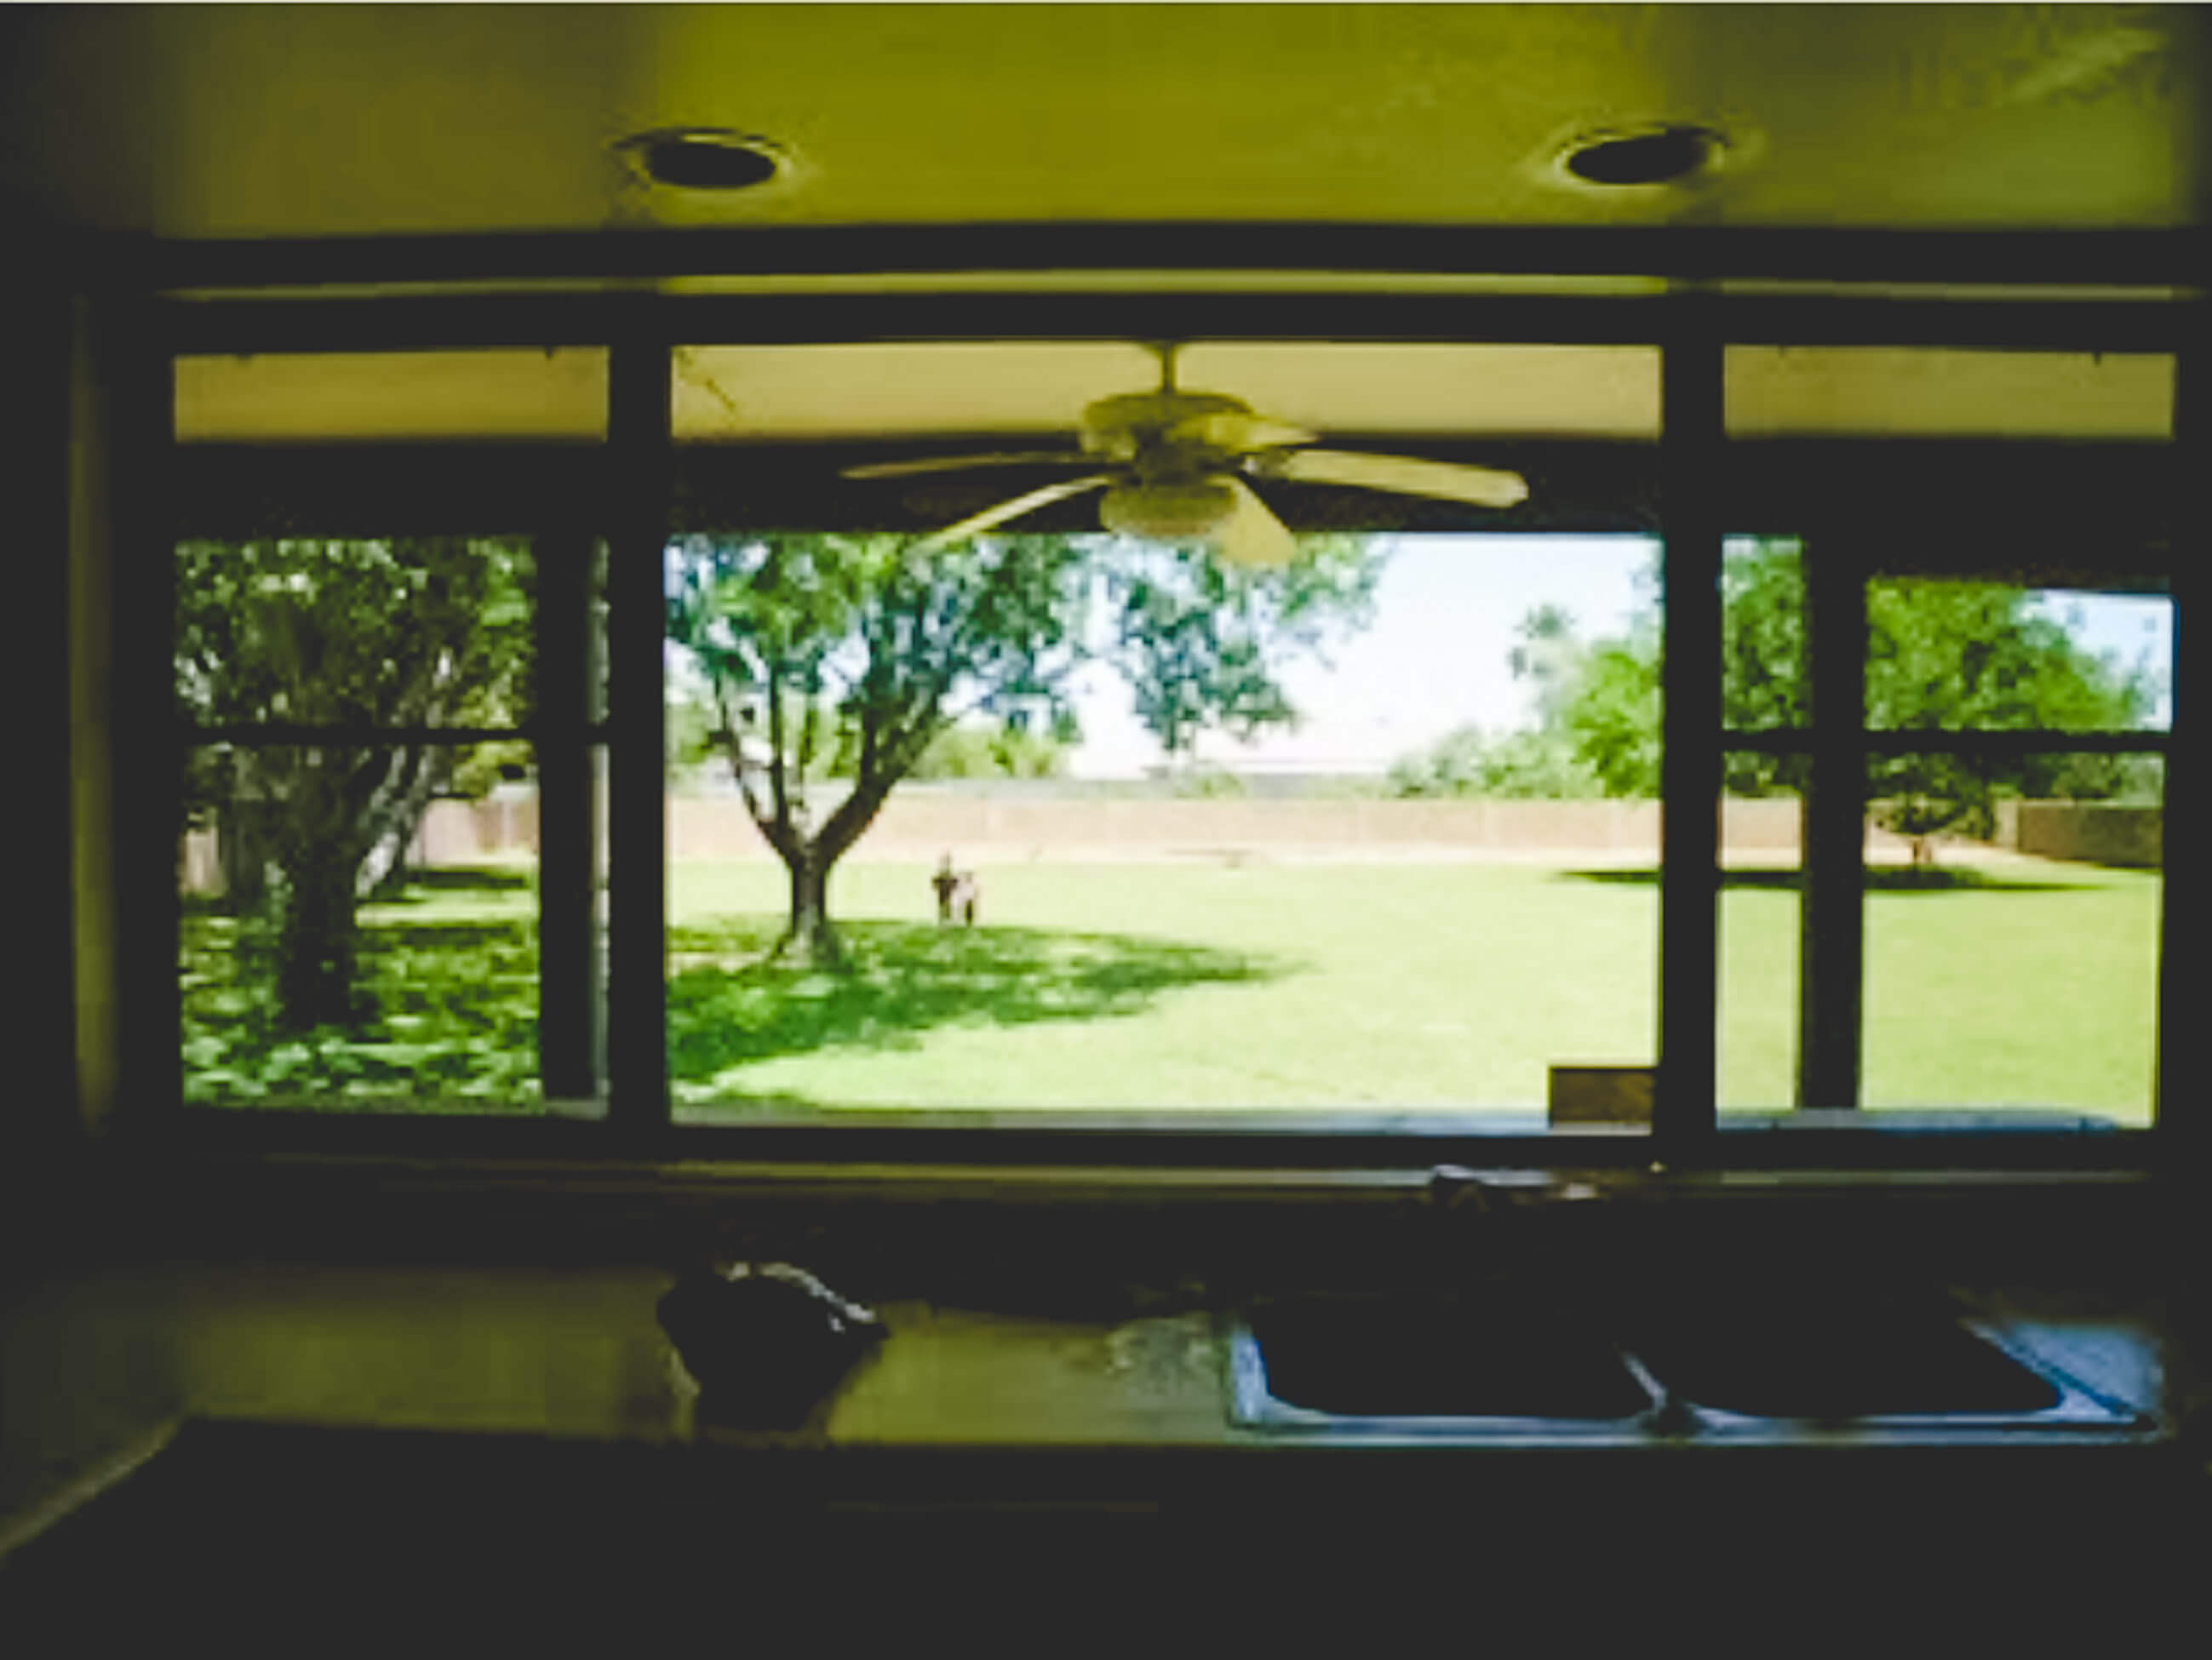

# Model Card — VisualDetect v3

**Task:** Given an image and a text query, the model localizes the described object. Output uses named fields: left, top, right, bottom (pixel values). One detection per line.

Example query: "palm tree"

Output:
left=1508, top=604, right=1584, bottom=733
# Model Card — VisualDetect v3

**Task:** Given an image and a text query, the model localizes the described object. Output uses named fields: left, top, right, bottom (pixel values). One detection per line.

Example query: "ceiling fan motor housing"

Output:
left=1080, top=390, right=1257, bottom=472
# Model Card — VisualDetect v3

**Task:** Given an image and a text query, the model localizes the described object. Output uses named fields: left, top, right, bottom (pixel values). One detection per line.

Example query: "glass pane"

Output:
left=181, top=743, right=545, bottom=1109
left=1720, top=536, right=1808, bottom=731
left=1726, top=349, right=2173, bottom=439
left=1719, top=770, right=1803, bottom=1113
left=673, top=341, right=1662, bottom=442
left=665, top=525, right=1660, bottom=1120
left=1861, top=751, right=2160, bottom=1125
left=175, top=349, right=609, bottom=442
left=175, top=536, right=538, bottom=730
left=1865, top=580, right=2171, bottom=733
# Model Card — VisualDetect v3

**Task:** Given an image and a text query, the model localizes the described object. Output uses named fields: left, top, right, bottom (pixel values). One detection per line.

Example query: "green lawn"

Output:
left=183, top=854, right=2161, bottom=1124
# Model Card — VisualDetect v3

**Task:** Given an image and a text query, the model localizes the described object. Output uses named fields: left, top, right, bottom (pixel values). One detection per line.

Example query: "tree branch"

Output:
left=765, top=659, right=792, bottom=831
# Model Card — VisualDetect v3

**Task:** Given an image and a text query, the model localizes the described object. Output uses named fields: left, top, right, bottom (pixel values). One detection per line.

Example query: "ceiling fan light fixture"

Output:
left=1100, top=479, right=1238, bottom=542
left=617, top=128, right=788, bottom=191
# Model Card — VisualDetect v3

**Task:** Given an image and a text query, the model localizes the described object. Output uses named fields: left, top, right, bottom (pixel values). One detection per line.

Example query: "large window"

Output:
left=663, top=341, right=1663, bottom=1125
left=152, top=307, right=2181, bottom=1159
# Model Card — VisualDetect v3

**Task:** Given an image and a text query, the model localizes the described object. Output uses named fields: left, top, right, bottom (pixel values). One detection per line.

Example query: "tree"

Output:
left=1545, top=539, right=2163, bottom=862
left=1388, top=601, right=1619, bottom=800
left=1860, top=581, right=2161, bottom=862
left=175, top=537, right=534, bottom=1030
left=1102, top=535, right=1377, bottom=765
left=1507, top=603, right=1586, bottom=731
left=903, top=718, right=1073, bottom=781
left=1387, top=724, right=1604, bottom=799
left=666, top=530, right=1380, bottom=966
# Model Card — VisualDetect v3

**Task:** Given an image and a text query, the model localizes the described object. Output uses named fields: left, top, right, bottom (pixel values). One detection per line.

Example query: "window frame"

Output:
left=126, top=250, right=2198, bottom=1176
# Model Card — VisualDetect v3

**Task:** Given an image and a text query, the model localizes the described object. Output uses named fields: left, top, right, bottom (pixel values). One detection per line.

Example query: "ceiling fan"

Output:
left=841, top=342, right=1529, bottom=568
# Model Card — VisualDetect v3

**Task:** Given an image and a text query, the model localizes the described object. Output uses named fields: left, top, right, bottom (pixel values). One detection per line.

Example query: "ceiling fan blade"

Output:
left=1259, top=448, right=1529, bottom=508
left=910, top=474, right=1115, bottom=554
left=1172, top=409, right=1318, bottom=454
left=844, top=451, right=1089, bottom=480
left=1213, top=477, right=1298, bottom=570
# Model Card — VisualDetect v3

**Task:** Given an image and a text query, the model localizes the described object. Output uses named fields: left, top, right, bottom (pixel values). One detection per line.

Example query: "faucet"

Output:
left=1426, top=1165, right=1597, bottom=1214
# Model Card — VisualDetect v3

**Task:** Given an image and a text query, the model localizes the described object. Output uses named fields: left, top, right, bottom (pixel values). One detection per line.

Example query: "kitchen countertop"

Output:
left=4, top=1261, right=2202, bottom=1475
left=5, top=1252, right=2209, bottom=1645
left=7, top=1167, right=2207, bottom=1634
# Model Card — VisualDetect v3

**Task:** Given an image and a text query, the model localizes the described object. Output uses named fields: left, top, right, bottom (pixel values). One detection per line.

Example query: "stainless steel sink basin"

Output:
left=1228, top=1290, right=1661, bottom=1433
left=1229, top=1285, right=2149, bottom=1439
left=1618, top=1289, right=2145, bottom=1431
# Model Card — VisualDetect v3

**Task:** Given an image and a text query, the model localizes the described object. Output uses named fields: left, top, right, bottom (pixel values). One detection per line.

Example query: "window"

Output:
left=171, top=351, right=609, bottom=1114
left=665, top=341, right=1663, bottom=1125
left=144, top=299, right=2180, bottom=1164
left=1718, top=347, right=2175, bottom=1131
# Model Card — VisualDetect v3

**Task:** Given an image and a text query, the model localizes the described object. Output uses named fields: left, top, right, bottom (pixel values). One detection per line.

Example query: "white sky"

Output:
left=1065, top=535, right=1657, bottom=776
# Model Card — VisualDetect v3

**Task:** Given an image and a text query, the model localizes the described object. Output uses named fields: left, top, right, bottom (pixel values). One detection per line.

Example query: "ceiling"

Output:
left=3, top=4, right=2202, bottom=245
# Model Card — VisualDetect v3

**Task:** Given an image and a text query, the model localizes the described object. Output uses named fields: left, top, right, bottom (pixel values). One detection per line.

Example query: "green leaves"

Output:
left=1100, top=532, right=1381, bottom=759
left=1399, top=541, right=2162, bottom=822
left=1389, top=725, right=1607, bottom=800
left=176, top=536, right=535, bottom=730
left=668, top=528, right=1388, bottom=801
left=904, top=720, right=1073, bottom=780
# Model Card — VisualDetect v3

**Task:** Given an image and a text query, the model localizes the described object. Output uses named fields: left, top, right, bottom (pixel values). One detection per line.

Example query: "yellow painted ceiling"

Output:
left=3, top=4, right=2200, bottom=241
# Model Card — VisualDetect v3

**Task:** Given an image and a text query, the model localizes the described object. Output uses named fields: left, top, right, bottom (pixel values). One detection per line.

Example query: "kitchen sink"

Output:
left=1228, top=1289, right=1661, bottom=1433
left=1229, top=1285, right=2150, bottom=1439
left=1617, top=1287, right=2145, bottom=1431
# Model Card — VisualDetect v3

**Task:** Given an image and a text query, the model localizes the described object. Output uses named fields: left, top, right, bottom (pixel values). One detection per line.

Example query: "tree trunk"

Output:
left=270, top=850, right=370, bottom=1032
left=218, top=797, right=272, bottom=914
left=776, top=847, right=845, bottom=970
left=355, top=746, right=451, bottom=900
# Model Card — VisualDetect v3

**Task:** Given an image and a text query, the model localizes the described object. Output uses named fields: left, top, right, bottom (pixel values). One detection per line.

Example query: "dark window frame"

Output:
left=135, top=261, right=2195, bottom=1174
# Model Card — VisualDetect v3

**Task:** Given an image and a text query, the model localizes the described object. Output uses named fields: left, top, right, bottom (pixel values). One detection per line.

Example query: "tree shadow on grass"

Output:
left=366, top=919, right=534, bottom=954
left=1557, top=866, right=2107, bottom=896
left=666, top=916, right=1287, bottom=1082
left=181, top=907, right=541, bottom=1106
left=376, top=864, right=536, bottom=901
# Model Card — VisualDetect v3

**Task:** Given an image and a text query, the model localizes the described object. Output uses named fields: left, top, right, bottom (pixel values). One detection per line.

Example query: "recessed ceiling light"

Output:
left=616, top=129, right=788, bottom=192
left=1550, top=123, right=1735, bottom=189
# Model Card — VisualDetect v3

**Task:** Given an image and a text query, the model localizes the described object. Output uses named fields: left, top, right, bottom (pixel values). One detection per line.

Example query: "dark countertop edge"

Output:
left=7, top=1407, right=2200, bottom=1559
left=101, top=1414, right=2212, bottom=1468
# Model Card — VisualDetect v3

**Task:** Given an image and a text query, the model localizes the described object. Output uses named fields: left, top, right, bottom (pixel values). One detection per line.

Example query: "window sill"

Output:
left=151, top=1102, right=2155, bottom=1171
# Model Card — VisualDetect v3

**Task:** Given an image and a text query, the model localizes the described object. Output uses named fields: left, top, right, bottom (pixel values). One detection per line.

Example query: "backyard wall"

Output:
left=178, top=798, right=2163, bottom=892
left=671, top=797, right=1695, bottom=860
left=1994, top=801, right=2163, bottom=869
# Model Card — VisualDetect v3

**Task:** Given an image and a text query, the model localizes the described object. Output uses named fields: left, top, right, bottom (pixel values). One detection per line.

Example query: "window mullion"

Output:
left=1658, top=304, right=1723, bottom=1153
left=535, top=526, right=600, bottom=1112
left=1797, top=540, right=1867, bottom=1109
left=605, top=324, right=672, bottom=1140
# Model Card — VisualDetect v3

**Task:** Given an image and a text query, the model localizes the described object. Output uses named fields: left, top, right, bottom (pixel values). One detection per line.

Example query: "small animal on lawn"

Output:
left=931, top=854, right=980, bottom=925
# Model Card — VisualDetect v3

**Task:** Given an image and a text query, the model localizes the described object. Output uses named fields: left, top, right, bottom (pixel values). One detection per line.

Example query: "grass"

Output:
left=181, top=861, right=543, bottom=1111
left=182, top=852, right=2162, bottom=1124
